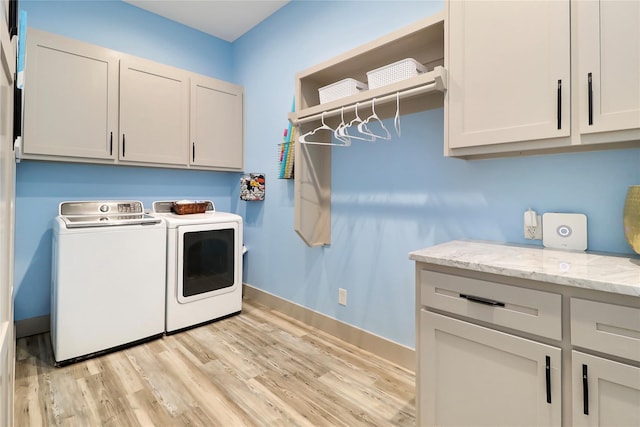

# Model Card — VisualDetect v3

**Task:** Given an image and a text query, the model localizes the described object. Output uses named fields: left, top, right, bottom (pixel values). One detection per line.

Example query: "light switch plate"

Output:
left=542, top=213, right=587, bottom=251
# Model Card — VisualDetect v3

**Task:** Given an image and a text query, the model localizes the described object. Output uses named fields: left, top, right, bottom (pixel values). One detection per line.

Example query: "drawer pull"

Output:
left=582, top=364, right=589, bottom=415
left=545, top=355, right=551, bottom=404
left=459, top=294, right=505, bottom=307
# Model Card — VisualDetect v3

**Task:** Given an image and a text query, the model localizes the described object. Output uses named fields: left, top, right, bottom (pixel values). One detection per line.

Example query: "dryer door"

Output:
left=176, top=221, right=241, bottom=304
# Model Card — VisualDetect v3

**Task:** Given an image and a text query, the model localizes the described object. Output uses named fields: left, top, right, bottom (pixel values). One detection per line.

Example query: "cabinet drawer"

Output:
left=420, top=270, right=561, bottom=340
left=571, top=298, right=640, bottom=363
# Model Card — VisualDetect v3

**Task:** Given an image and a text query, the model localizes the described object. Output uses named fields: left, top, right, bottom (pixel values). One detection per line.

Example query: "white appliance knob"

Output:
left=99, top=204, right=109, bottom=213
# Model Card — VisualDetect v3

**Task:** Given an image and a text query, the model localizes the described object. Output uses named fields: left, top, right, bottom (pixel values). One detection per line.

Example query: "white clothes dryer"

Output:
left=152, top=201, right=243, bottom=333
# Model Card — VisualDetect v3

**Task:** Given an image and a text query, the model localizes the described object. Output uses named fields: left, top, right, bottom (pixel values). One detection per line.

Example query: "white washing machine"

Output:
left=51, top=201, right=166, bottom=365
left=152, top=201, right=243, bottom=333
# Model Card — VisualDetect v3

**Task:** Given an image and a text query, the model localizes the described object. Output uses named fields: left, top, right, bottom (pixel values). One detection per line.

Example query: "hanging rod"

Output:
left=290, top=66, right=447, bottom=126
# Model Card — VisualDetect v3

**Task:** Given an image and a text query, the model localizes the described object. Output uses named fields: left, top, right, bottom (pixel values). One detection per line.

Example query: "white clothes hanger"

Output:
left=298, top=112, right=347, bottom=146
left=394, top=92, right=401, bottom=137
left=333, top=107, right=352, bottom=146
left=340, top=102, right=375, bottom=141
left=358, top=98, right=391, bottom=140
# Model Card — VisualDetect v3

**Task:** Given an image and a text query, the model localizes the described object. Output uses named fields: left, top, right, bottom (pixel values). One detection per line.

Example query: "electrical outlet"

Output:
left=338, top=288, right=347, bottom=306
left=523, top=212, right=543, bottom=240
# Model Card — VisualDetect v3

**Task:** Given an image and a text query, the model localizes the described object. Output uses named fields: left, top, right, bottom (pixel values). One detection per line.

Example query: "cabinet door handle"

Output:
left=588, top=73, right=593, bottom=126
left=545, top=355, right=551, bottom=404
left=582, top=364, right=589, bottom=415
left=557, top=79, right=562, bottom=130
left=459, top=294, right=505, bottom=307
left=122, top=134, right=126, bottom=157
left=192, top=142, right=195, bottom=162
left=109, top=132, right=113, bottom=156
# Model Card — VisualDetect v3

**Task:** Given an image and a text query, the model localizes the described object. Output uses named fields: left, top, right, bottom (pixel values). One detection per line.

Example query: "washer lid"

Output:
left=60, top=214, right=161, bottom=229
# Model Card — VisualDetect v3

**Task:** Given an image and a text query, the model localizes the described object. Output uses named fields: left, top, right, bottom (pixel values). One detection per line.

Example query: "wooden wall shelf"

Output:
left=289, top=12, right=445, bottom=247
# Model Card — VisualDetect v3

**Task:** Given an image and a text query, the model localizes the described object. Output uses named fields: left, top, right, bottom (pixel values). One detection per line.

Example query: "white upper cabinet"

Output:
left=190, top=75, right=243, bottom=170
left=446, top=0, right=640, bottom=158
left=119, top=58, right=189, bottom=166
left=576, top=0, right=640, bottom=135
left=23, top=29, right=118, bottom=160
left=21, top=29, right=244, bottom=171
left=447, top=0, right=570, bottom=149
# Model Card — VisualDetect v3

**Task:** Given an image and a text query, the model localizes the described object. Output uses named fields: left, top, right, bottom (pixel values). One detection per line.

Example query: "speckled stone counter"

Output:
left=409, top=240, right=640, bottom=297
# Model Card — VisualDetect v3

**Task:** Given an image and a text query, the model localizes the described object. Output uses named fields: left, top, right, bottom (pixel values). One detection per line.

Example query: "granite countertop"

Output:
left=409, top=240, right=640, bottom=297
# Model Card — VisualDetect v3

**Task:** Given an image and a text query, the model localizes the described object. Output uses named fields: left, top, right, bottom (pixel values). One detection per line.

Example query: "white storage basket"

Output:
left=318, top=78, right=368, bottom=104
left=366, top=58, right=427, bottom=89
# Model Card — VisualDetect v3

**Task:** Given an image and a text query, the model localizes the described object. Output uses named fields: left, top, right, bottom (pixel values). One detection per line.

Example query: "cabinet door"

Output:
left=447, top=1, right=570, bottom=148
left=190, top=76, right=243, bottom=169
left=420, top=310, right=561, bottom=426
left=119, top=58, right=189, bottom=165
left=572, top=351, right=640, bottom=427
left=577, top=0, right=640, bottom=134
left=23, top=29, right=118, bottom=159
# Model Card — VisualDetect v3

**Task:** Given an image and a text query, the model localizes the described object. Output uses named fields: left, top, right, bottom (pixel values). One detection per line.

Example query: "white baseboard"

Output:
left=242, top=283, right=415, bottom=372
left=15, top=315, right=49, bottom=339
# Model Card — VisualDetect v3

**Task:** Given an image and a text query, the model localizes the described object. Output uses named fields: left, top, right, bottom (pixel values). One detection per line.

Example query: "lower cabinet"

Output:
left=420, top=310, right=561, bottom=426
left=416, top=266, right=640, bottom=426
left=572, top=351, right=640, bottom=427
left=570, top=298, right=640, bottom=427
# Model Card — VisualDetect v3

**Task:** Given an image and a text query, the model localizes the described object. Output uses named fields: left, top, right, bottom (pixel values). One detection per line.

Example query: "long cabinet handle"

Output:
left=459, top=294, right=505, bottom=307
left=192, top=142, right=195, bottom=162
left=109, top=132, right=113, bottom=156
left=545, top=356, right=551, bottom=404
left=557, top=79, right=562, bottom=130
left=582, top=364, right=589, bottom=415
left=588, top=73, right=593, bottom=126
left=122, top=134, right=126, bottom=157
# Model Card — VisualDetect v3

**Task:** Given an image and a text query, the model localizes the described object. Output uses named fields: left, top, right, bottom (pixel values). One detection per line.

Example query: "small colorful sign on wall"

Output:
left=240, top=173, right=265, bottom=201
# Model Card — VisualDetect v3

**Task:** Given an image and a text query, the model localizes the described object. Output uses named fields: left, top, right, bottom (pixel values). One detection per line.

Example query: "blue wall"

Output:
left=15, top=0, right=640, bottom=350
left=234, top=0, right=640, bottom=348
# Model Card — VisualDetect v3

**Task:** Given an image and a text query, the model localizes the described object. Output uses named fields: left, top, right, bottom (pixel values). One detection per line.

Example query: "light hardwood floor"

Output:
left=15, top=298, right=416, bottom=426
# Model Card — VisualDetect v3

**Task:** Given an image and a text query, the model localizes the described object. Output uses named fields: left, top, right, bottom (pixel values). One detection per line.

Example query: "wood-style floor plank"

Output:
left=15, top=298, right=415, bottom=426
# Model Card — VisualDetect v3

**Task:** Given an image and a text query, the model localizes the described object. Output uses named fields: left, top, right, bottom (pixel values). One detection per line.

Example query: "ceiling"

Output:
left=123, top=0, right=290, bottom=42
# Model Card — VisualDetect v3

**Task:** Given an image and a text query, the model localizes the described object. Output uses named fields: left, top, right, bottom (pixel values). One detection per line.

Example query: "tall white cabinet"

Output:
left=0, top=8, right=14, bottom=426
left=446, top=0, right=640, bottom=158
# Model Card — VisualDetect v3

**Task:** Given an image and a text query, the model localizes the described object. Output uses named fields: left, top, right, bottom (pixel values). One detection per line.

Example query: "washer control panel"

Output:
left=60, top=200, right=145, bottom=216
left=117, top=202, right=142, bottom=214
